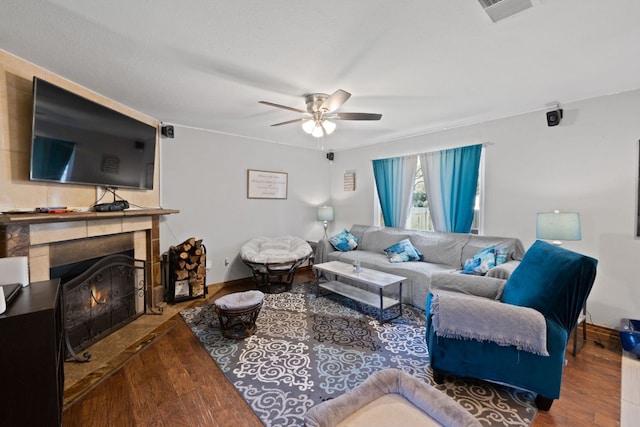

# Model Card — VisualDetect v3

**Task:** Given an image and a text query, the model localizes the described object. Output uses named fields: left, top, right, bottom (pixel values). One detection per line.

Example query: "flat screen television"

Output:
left=30, top=77, right=157, bottom=190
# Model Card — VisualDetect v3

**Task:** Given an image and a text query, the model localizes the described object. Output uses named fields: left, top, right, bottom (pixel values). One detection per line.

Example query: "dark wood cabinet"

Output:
left=0, top=279, right=63, bottom=427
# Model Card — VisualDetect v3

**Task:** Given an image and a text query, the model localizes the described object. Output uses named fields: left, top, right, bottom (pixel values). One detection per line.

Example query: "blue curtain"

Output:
left=372, top=156, right=417, bottom=227
left=421, top=144, right=482, bottom=233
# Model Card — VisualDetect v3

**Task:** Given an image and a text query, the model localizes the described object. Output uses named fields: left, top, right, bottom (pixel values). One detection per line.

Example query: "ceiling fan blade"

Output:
left=259, top=101, right=306, bottom=114
left=333, top=112, right=382, bottom=121
left=320, top=89, right=351, bottom=113
left=271, top=118, right=305, bottom=127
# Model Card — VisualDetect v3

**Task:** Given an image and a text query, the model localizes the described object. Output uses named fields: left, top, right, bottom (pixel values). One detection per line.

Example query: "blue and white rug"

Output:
left=180, top=282, right=536, bottom=426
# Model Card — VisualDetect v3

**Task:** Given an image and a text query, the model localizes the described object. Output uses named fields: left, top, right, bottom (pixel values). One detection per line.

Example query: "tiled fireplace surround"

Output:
left=0, top=210, right=177, bottom=307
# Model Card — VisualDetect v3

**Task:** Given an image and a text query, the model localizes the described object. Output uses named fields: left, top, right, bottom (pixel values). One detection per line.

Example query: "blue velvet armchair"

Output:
left=425, top=240, right=597, bottom=410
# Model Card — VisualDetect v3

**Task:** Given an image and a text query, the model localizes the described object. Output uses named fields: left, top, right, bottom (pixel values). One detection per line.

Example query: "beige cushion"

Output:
left=214, top=290, right=264, bottom=310
left=240, top=236, right=312, bottom=263
left=337, top=394, right=441, bottom=427
left=305, top=369, right=481, bottom=427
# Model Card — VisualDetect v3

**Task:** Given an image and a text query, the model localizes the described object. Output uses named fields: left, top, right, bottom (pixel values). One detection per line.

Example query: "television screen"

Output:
left=30, top=78, right=157, bottom=190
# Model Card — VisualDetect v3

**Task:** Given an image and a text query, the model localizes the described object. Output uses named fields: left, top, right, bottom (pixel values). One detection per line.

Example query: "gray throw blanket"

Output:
left=431, top=290, right=549, bottom=356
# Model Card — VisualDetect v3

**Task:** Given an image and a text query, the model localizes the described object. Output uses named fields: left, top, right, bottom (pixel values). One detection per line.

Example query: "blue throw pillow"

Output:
left=461, top=246, right=496, bottom=275
left=496, top=247, right=509, bottom=265
left=384, top=238, right=423, bottom=263
left=329, top=229, right=359, bottom=252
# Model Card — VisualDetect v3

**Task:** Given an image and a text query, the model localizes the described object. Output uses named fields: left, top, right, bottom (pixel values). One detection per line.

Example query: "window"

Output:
left=394, top=157, right=482, bottom=233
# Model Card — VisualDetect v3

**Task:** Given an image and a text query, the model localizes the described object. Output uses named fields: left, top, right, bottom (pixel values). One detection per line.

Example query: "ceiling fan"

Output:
left=259, top=89, right=382, bottom=138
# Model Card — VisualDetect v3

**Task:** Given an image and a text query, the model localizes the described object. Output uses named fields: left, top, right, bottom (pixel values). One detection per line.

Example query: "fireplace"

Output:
left=53, top=251, right=147, bottom=362
left=0, top=210, right=179, bottom=361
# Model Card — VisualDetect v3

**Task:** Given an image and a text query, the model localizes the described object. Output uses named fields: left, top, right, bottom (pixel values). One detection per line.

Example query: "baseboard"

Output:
left=586, top=323, right=621, bottom=350
left=205, top=267, right=314, bottom=297
left=205, top=276, right=257, bottom=297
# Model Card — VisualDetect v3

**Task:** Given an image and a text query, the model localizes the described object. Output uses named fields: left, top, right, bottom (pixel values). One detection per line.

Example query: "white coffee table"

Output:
left=313, top=261, right=405, bottom=323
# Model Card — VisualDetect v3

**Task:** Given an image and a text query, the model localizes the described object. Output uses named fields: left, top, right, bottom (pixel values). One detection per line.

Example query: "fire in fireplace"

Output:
left=53, top=252, right=147, bottom=362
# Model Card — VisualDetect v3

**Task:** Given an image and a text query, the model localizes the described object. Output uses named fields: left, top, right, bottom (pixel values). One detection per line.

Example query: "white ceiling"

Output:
left=3, top=1, right=640, bottom=152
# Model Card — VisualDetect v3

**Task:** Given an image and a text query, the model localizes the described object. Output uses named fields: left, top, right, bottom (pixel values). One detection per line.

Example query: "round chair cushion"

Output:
left=215, top=290, right=264, bottom=311
left=240, top=235, right=312, bottom=264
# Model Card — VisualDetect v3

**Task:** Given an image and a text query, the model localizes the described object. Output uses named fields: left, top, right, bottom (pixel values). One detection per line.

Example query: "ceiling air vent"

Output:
left=477, top=0, right=533, bottom=22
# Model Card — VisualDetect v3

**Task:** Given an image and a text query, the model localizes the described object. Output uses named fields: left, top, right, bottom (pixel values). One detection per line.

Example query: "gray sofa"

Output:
left=315, top=224, right=525, bottom=309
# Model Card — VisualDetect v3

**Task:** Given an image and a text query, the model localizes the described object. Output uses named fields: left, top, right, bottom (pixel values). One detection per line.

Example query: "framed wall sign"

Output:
left=247, top=169, right=288, bottom=199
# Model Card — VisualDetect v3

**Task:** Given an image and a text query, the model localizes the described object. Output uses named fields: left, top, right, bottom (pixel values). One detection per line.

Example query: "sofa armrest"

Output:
left=430, top=272, right=507, bottom=300
left=315, top=239, right=334, bottom=265
left=486, top=260, right=520, bottom=280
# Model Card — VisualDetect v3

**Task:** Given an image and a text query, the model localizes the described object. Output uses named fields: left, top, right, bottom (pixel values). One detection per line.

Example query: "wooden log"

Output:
left=178, top=252, right=189, bottom=260
left=175, top=269, right=188, bottom=280
left=174, top=237, right=196, bottom=254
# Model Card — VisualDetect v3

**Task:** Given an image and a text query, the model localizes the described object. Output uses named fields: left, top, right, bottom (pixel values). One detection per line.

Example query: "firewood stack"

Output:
left=168, top=237, right=206, bottom=300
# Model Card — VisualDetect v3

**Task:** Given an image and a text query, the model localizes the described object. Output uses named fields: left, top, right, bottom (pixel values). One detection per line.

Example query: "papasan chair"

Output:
left=240, top=235, right=313, bottom=293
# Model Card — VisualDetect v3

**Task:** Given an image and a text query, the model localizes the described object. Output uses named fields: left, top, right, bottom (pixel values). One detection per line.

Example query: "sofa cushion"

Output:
left=348, top=224, right=373, bottom=243
left=329, top=229, right=359, bottom=252
left=384, top=238, right=424, bottom=263
left=410, top=232, right=468, bottom=267
left=461, top=246, right=496, bottom=275
left=358, top=227, right=410, bottom=253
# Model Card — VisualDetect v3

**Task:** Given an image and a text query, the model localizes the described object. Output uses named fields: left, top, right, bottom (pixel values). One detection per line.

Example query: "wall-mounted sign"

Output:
left=344, top=171, right=356, bottom=192
left=247, top=169, right=288, bottom=199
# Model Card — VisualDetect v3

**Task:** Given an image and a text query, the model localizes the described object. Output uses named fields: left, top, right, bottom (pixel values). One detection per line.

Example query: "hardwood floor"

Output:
left=63, top=269, right=621, bottom=426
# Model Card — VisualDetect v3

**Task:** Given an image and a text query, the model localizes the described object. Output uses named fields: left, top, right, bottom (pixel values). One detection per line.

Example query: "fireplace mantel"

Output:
left=0, top=208, right=179, bottom=307
left=0, top=208, right=178, bottom=225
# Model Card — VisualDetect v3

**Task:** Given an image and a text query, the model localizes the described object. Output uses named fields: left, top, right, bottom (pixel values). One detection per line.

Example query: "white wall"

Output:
left=329, top=89, right=640, bottom=329
left=161, top=89, right=640, bottom=328
left=160, top=126, right=330, bottom=283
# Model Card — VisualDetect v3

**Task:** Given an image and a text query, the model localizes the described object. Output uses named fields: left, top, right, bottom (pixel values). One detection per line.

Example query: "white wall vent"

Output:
left=477, top=0, right=533, bottom=22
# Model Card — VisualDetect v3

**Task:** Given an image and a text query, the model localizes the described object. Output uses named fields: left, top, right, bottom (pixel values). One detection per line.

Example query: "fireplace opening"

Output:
left=52, top=251, right=147, bottom=362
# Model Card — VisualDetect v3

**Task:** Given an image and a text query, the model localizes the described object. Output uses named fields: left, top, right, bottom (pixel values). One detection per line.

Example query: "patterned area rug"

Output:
left=180, top=282, right=537, bottom=426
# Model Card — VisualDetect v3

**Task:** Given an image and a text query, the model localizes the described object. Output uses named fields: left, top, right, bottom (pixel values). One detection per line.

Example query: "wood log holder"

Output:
left=162, top=237, right=208, bottom=303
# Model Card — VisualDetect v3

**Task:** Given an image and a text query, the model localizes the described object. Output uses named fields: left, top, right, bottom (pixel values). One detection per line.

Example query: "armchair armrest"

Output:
left=486, top=260, right=520, bottom=280
left=430, top=272, right=507, bottom=300
left=430, top=290, right=549, bottom=356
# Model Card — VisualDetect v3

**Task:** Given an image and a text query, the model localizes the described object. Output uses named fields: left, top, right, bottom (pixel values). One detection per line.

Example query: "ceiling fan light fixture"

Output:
left=260, top=89, right=381, bottom=140
left=302, top=119, right=315, bottom=134
left=322, top=119, right=336, bottom=135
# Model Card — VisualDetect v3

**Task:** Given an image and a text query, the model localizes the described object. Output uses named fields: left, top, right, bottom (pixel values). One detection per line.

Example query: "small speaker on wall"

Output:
left=546, top=109, right=563, bottom=127
left=161, top=124, right=175, bottom=138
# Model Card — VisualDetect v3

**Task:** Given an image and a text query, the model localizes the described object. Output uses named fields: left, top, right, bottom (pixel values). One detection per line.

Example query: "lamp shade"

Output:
left=322, top=120, right=336, bottom=135
left=302, top=120, right=315, bottom=134
left=317, top=206, right=334, bottom=222
left=536, top=211, right=581, bottom=243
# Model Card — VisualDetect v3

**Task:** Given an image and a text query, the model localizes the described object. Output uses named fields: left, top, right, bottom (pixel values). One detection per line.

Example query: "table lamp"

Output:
left=536, top=210, right=581, bottom=245
left=317, top=206, right=334, bottom=239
